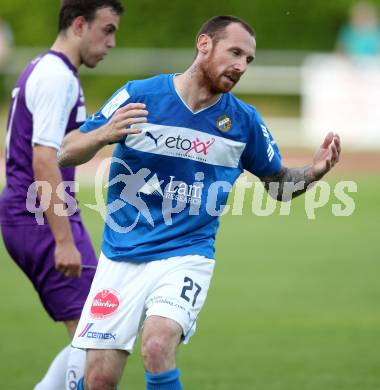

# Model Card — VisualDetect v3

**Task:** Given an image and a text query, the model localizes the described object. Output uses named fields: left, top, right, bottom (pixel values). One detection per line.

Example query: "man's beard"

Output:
left=200, top=55, right=241, bottom=94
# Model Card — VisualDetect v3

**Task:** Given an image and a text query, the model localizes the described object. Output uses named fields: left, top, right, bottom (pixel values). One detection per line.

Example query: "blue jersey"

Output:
left=81, top=74, right=282, bottom=262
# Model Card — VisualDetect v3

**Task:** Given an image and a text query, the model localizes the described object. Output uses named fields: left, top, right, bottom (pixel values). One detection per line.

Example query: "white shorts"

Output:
left=72, top=253, right=215, bottom=353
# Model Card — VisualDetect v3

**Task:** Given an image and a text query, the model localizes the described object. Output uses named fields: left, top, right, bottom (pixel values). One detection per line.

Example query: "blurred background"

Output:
left=2, top=0, right=380, bottom=152
left=0, top=1, right=379, bottom=389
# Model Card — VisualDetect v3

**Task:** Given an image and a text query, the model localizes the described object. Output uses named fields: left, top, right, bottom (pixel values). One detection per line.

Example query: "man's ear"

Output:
left=197, top=34, right=213, bottom=55
left=71, top=15, right=87, bottom=37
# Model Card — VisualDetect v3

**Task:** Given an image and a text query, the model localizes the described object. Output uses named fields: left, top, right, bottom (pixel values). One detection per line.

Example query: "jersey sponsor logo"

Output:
left=184, top=137, right=215, bottom=156
left=137, top=171, right=203, bottom=206
left=161, top=134, right=216, bottom=158
left=78, top=323, right=117, bottom=341
left=127, top=123, right=246, bottom=168
left=164, top=174, right=203, bottom=205
left=145, top=129, right=215, bottom=157
left=216, top=115, right=232, bottom=132
left=90, top=289, right=120, bottom=319
left=101, top=89, right=130, bottom=119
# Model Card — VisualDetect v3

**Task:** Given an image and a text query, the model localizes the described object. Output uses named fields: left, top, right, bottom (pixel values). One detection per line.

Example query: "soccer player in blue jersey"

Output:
left=0, top=1, right=123, bottom=389
left=60, top=16, right=341, bottom=390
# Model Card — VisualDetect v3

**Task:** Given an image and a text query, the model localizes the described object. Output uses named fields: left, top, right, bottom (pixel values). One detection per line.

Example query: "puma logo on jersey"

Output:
left=145, top=132, right=163, bottom=147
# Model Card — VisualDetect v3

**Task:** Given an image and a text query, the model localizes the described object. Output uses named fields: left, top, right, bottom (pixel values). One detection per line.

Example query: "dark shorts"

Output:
left=1, top=221, right=97, bottom=321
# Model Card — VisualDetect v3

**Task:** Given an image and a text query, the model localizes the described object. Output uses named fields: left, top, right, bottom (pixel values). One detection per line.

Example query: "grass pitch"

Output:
left=1, top=174, right=379, bottom=389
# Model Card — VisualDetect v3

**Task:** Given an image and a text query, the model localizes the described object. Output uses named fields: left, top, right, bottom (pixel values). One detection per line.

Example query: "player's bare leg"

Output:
left=142, top=316, right=182, bottom=372
left=84, top=349, right=128, bottom=390
left=142, top=315, right=183, bottom=389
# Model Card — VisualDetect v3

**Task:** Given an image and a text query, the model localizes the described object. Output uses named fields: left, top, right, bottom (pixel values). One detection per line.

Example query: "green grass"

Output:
left=1, top=175, right=379, bottom=389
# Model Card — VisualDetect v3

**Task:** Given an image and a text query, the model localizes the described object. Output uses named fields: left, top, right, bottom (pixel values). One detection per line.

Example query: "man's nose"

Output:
left=234, top=59, right=247, bottom=73
left=108, top=35, right=116, bottom=49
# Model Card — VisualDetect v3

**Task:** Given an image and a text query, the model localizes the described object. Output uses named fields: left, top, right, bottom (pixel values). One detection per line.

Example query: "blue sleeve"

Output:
left=80, top=84, right=132, bottom=133
left=241, top=110, right=282, bottom=177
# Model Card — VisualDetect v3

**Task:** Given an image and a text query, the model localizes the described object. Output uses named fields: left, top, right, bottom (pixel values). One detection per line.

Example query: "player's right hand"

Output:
left=101, top=103, right=148, bottom=144
left=54, top=241, right=82, bottom=278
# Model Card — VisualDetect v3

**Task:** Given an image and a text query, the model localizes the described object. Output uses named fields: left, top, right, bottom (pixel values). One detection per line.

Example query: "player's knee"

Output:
left=142, top=335, right=173, bottom=372
left=142, top=335, right=168, bottom=360
left=85, top=370, right=118, bottom=390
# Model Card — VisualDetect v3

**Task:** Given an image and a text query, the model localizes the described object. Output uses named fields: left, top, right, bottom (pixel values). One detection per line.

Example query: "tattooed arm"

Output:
left=260, top=165, right=314, bottom=201
left=260, top=132, right=341, bottom=201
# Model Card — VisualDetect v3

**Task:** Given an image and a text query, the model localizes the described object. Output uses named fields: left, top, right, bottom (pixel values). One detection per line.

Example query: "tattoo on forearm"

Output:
left=260, top=166, right=317, bottom=201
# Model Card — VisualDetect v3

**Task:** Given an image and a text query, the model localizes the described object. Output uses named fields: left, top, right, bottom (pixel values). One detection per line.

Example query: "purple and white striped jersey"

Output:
left=0, top=50, right=86, bottom=224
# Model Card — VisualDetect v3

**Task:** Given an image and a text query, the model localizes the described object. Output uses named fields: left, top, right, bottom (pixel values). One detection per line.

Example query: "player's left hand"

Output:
left=311, top=132, right=341, bottom=180
left=55, top=241, right=82, bottom=278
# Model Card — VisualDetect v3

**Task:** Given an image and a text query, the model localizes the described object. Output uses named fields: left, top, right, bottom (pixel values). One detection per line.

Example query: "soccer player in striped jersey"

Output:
left=60, top=15, right=341, bottom=390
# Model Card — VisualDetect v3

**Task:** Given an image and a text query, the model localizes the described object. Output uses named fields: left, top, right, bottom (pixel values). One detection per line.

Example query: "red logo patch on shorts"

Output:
left=90, top=289, right=120, bottom=319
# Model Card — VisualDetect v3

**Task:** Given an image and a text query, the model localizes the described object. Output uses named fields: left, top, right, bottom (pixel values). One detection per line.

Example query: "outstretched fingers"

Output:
left=313, top=132, right=341, bottom=178
left=321, top=131, right=334, bottom=149
left=330, top=134, right=341, bottom=167
left=334, top=134, right=341, bottom=156
left=330, top=143, right=338, bottom=167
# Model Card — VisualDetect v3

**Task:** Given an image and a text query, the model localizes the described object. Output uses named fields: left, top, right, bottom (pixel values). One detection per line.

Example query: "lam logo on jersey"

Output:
left=90, top=289, right=120, bottom=319
left=164, top=174, right=203, bottom=205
